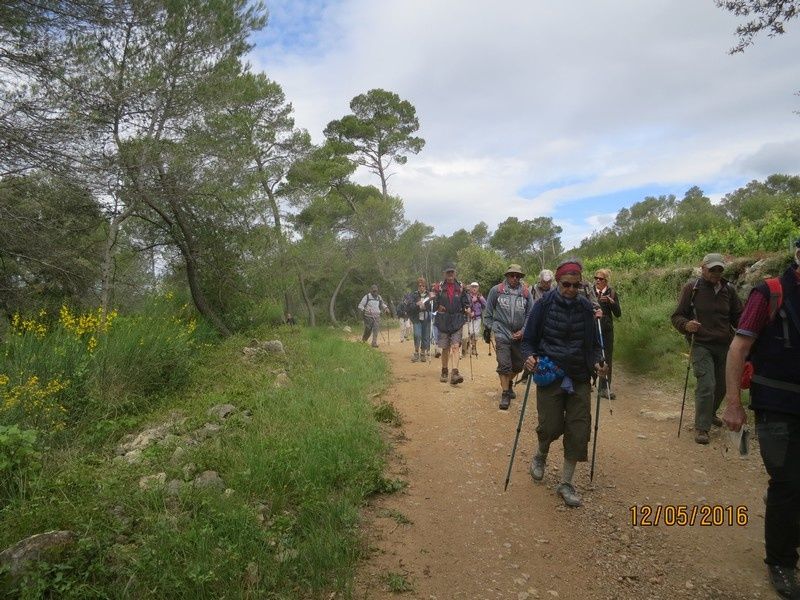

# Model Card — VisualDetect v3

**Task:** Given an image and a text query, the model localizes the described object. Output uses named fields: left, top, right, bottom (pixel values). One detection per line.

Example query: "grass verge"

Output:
left=0, top=326, right=390, bottom=598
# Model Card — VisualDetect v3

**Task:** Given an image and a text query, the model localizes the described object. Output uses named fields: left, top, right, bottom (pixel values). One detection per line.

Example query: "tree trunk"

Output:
left=329, top=268, right=351, bottom=325
left=100, top=201, right=136, bottom=317
left=377, top=161, right=388, bottom=199
left=151, top=188, right=232, bottom=337
left=258, top=164, right=282, bottom=235
left=298, top=271, right=315, bottom=327
left=181, top=242, right=232, bottom=337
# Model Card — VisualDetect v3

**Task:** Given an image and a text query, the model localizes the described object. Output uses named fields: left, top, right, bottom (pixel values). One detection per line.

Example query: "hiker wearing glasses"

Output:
left=358, top=284, right=389, bottom=347
left=593, top=269, right=621, bottom=399
left=671, top=253, right=743, bottom=445
left=483, top=264, right=533, bottom=410
left=722, top=238, right=800, bottom=600
left=521, top=259, right=606, bottom=508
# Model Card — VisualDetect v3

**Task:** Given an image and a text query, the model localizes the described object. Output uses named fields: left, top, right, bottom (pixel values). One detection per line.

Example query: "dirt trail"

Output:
left=354, top=333, right=774, bottom=600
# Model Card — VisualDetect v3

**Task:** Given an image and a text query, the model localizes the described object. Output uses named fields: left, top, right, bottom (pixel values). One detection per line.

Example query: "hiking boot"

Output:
left=450, top=369, right=464, bottom=385
left=695, top=430, right=710, bottom=445
left=421, top=351, right=428, bottom=363
left=767, top=564, right=800, bottom=599
left=371, top=343, right=379, bottom=348
left=440, top=368, right=449, bottom=383
left=530, top=454, right=546, bottom=481
left=508, top=388, right=516, bottom=400
left=556, top=482, right=582, bottom=507
left=411, top=352, right=420, bottom=363
left=499, top=390, right=511, bottom=410
left=712, top=415, right=723, bottom=427
left=434, top=349, right=441, bottom=358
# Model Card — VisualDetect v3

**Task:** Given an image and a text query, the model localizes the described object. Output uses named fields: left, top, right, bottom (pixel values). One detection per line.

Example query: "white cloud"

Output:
left=249, top=0, right=800, bottom=246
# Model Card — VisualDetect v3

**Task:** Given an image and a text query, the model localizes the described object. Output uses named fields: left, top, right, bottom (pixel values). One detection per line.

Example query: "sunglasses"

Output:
left=594, top=276, right=606, bottom=281
left=708, top=266, right=724, bottom=274
left=507, top=273, right=522, bottom=278
left=560, top=281, right=582, bottom=289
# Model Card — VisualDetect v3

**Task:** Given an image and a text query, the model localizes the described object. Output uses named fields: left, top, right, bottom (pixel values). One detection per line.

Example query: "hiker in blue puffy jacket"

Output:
left=483, top=264, right=532, bottom=410
left=521, top=259, right=606, bottom=509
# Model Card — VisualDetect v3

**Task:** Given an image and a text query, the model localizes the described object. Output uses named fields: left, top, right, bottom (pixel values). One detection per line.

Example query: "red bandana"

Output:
left=555, top=262, right=582, bottom=280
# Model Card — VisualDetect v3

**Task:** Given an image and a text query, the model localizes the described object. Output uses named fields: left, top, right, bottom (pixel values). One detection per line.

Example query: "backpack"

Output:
left=396, top=301, right=407, bottom=319
left=497, top=281, right=530, bottom=298
left=741, top=277, right=789, bottom=389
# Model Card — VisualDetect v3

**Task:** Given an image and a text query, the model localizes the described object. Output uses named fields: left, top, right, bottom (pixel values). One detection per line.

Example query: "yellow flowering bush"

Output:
left=1, top=298, right=204, bottom=437
left=58, top=306, right=119, bottom=352
left=9, top=313, right=47, bottom=339
left=0, top=374, right=69, bottom=432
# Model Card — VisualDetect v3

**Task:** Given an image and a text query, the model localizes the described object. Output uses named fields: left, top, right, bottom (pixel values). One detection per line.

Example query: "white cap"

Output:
left=539, top=269, right=554, bottom=282
left=469, top=281, right=479, bottom=287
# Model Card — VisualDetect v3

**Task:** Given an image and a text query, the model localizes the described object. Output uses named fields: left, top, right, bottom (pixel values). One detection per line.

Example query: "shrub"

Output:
left=0, top=296, right=206, bottom=439
left=0, top=424, right=38, bottom=498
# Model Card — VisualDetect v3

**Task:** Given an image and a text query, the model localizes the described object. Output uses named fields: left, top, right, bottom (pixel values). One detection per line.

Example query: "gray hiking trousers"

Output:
left=362, top=314, right=380, bottom=346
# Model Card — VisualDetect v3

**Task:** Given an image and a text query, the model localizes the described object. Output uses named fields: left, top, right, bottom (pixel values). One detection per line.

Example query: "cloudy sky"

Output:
left=248, top=1, right=800, bottom=249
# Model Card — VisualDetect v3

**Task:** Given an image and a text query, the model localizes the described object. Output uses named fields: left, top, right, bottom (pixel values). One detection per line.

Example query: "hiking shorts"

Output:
left=437, top=330, right=462, bottom=349
left=495, top=338, right=523, bottom=375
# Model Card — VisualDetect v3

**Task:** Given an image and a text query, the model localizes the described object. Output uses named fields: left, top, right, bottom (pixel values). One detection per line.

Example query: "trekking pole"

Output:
left=468, top=316, right=474, bottom=381
left=428, top=308, right=435, bottom=367
left=596, top=321, right=612, bottom=417
left=504, top=376, right=533, bottom=491
left=590, top=320, right=609, bottom=483
left=678, top=334, right=695, bottom=437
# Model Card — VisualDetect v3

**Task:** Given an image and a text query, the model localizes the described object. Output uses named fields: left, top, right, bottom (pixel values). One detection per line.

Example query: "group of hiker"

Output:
left=353, top=238, right=800, bottom=596
left=358, top=260, right=622, bottom=508
left=356, top=239, right=800, bottom=598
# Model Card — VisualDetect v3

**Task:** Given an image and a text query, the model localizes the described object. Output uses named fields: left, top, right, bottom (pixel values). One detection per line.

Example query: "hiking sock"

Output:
left=561, top=459, right=577, bottom=485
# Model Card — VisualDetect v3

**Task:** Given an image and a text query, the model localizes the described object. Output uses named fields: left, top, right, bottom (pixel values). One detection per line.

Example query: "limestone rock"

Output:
left=0, top=531, right=77, bottom=576
left=192, top=422, right=221, bottom=441
left=274, top=372, right=291, bottom=388
left=207, top=404, right=236, bottom=420
left=166, top=479, right=183, bottom=496
left=139, top=472, right=167, bottom=491
left=261, top=340, right=284, bottom=354
left=170, top=446, right=187, bottom=465
left=193, top=470, right=225, bottom=490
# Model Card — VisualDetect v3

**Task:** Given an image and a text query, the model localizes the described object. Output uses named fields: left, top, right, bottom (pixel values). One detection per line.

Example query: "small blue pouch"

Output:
left=532, top=356, right=565, bottom=387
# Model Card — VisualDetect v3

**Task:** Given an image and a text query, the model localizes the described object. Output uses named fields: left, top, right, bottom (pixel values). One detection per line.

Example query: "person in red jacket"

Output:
left=432, top=266, right=470, bottom=385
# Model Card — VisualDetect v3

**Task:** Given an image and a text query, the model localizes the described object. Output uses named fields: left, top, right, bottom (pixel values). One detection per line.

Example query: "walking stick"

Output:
left=467, top=316, right=474, bottom=381
left=504, top=376, right=533, bottom=491
left=678, top=334, right=695, bottom=437
left=590, top=320, right=609, bottom=483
